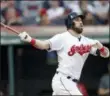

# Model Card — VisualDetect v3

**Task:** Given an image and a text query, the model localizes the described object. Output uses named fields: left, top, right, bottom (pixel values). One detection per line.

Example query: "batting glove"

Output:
left=18, top=31, right=32, bottom=43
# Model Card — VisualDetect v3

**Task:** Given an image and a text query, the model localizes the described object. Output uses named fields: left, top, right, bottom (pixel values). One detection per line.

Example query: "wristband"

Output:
left=99, top=47, right=105, bottom=53
left=30, top=38, right=36, bottom=45
left=99, top=47, right=107, bottom=56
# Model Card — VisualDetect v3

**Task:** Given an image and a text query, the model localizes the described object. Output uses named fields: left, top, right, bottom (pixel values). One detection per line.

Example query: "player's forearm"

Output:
left=93, top=41, right=110, bottom=58
left=19, top=31, right=50, bottom=50
left=30, top=38, right=50, bottom=50
left=99, top=46, right=110, bottom=58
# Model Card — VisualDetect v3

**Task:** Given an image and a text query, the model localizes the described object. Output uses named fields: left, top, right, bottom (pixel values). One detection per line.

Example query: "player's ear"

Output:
left=71, top=22, right=75, bottom=28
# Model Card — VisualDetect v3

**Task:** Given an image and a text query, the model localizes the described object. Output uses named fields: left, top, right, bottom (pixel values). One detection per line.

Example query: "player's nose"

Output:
left=79, top=20, right=83, bottom=25
left=80, top=23, right=83, bottom=27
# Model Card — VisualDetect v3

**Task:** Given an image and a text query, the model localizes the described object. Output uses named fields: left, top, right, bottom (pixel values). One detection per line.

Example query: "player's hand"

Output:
left=92, top=41, right=103, bottom=49
left=92, top=41, right=110, bottom=58
left=95, top=42, right=103, bottom=49
left=100, top=46, right=110, bottom=58
left=18, top=31, right=32, bottom=42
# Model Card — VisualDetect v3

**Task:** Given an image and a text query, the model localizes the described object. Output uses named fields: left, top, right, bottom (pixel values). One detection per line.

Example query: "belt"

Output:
left=56, top=71, right=79, bottom=83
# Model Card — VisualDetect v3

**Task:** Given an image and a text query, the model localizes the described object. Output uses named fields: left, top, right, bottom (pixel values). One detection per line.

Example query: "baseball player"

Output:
left=18, top=12, right=110, bottom=95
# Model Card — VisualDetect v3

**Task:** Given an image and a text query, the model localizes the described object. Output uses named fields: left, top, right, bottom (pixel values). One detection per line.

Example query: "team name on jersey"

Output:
left=68, top=44, right=91, bottom=56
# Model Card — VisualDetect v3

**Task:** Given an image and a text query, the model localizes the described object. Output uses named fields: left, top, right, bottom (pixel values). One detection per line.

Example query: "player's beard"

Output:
left=71, top=23, right=83, bottom=34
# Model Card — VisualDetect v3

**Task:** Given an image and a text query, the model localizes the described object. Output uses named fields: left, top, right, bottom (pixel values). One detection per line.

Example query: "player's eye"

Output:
left=75, top=17, right=82, bottom=22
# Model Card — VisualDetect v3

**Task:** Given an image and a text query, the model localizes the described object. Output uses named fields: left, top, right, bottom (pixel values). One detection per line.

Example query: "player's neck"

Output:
left=68, top=29, right=81, bottom=38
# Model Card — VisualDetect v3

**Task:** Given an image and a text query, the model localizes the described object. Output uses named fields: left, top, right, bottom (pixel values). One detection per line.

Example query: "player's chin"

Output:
left=77, top=28, right=83, bottom=34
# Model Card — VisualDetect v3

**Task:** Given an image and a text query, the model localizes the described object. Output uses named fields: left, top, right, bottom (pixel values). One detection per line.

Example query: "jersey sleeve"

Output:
left=47, top=34, right=63, bottom=52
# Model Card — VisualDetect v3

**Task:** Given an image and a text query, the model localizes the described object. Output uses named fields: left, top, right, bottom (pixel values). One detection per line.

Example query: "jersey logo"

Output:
left=68, top=44, right=91, bottom=56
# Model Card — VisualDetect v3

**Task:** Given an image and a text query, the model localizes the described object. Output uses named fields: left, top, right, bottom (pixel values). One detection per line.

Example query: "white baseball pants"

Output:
left=51, top=72, right=82, bottom=95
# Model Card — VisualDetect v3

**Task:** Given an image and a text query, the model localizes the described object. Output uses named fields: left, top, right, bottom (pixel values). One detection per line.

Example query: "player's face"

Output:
left=72, top=17, right=83, bottom=34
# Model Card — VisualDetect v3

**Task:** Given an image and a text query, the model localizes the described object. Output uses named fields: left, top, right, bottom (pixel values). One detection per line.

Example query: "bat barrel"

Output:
left=0, top=22, right=19, bottom=34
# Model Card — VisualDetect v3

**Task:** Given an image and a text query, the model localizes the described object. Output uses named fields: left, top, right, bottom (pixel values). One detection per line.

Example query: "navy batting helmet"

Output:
left=65, top=12, right=85, bottom=29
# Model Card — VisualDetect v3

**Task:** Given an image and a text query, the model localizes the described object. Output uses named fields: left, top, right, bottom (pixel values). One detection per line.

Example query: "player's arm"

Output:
left=93, top=41, right=110, bottom=58
left=88, top=38, right=109, bottom=58
left=18, top=31, right=50, bottom=50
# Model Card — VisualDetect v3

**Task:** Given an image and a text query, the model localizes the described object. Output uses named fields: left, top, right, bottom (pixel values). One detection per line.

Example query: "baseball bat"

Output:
left=0, top=22, right=19, bottom=35
left=0, top=22, right=100, bottom=49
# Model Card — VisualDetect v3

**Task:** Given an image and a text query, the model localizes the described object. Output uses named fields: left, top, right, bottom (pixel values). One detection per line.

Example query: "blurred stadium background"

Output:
left=0, top=0, right=110, bottom=96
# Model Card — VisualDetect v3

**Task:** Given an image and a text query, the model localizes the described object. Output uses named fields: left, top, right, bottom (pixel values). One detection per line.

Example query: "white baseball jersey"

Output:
left=48, top=31, right=98, bottom=80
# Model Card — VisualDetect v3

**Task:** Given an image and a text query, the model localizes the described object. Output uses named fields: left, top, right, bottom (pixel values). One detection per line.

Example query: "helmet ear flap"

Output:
left=68, top=16, right=72, bottom=28
left=65, top=15, right=73, bottom=29
left=65, top=16, right=71, bottom=29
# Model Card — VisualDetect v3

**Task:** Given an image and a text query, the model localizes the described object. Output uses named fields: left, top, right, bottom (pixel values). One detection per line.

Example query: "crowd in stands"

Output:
left=0, top=0, right=109, bottom=26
